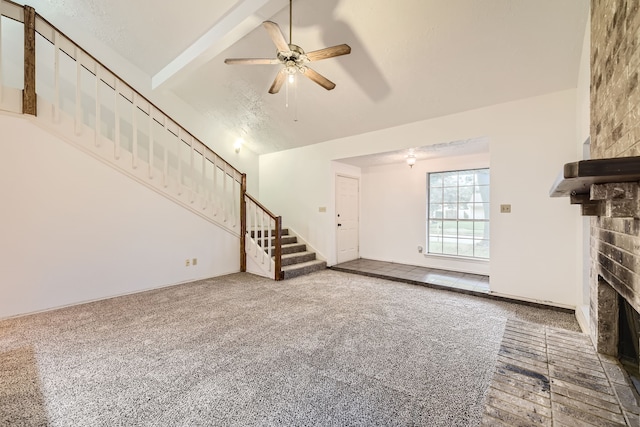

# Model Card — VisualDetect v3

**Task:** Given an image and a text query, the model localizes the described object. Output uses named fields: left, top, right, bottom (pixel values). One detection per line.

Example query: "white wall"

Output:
left=0, top=113, right=240, bottom=319
left=260, top=89, right=580, bottom=308
left=358, top=152, right=490, bottom=275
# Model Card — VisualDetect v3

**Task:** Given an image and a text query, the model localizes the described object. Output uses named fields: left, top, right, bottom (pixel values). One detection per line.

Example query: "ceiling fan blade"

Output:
left=306, top=44, right=351, bottom=62
left=263, top=21, right=289, bottom=52
left=269, top=69, right=287, bottom=94
left=224, top=58, right=280, bottom=65
left=302, top=67, right=336, bottom=91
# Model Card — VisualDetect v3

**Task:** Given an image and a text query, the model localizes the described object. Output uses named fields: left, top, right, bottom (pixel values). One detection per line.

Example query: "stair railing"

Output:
left=243, top=192, right=283, bottom=281
left=0, top=1, right=245, bottom=234
left=0, top=0, right=291, bottom=277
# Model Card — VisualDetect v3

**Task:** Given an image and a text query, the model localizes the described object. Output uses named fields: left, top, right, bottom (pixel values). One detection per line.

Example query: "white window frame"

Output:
left=427, top=168, right=490, bottom=259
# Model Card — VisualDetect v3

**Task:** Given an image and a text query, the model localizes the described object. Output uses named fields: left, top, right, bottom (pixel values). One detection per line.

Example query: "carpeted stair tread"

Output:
left=266, top=235, right=297, bottom=246
left=269, top=242, right=307, bottom=255
left=282, top=259, right=327, bottom=279
left=250, top=228, right=289, bottom=238
left=252, top=227, right=322, bottom=279
left=280, top=251, right=317, bottom=266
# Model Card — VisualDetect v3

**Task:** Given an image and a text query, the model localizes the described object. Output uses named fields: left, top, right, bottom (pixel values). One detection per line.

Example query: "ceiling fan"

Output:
left=224, top=0, right=351, bottom=94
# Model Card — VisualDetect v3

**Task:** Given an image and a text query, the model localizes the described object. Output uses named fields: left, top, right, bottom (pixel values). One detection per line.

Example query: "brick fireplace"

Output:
left=589, top=0, right=640, bottom=381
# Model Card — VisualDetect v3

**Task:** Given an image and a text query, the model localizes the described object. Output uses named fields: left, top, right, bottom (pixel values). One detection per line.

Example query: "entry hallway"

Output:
left=0, top=270, right=637, bottom=426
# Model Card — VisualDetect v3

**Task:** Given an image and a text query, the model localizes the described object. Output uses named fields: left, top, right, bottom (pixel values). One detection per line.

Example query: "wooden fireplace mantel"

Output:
left=550, top=156, right=640, bottom=197
left=550, top=156, right=640, bottom=217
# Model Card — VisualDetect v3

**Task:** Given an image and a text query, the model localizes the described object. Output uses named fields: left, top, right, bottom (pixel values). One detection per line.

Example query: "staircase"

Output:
left=252, top=228, right=326, bottom=279
left=3, top=1, right=323, bottom=283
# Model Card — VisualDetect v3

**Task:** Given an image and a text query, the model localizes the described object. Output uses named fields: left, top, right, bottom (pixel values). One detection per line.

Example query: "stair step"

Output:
left=266, top=242, right=306, bottom=255
left=253, top=235, right=297, bottom=249
left=250, top=228, right=289, bottom=238
left=267, top=235, right=297, bottom=246
left=280, top=251, right=316, bottom=266
left=282, top=260, right=327, bottom=279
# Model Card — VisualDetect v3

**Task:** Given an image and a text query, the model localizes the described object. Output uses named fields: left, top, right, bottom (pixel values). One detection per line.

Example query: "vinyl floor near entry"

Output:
left=332, top=258, right=490, bottom=294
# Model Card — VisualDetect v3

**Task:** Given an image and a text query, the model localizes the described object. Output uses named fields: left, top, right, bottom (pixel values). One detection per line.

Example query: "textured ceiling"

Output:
left=24, top=0, right=240, bottom=74
left=16, top=0, right=589, bottom=155
left=336, top=138, right=490, bottom=169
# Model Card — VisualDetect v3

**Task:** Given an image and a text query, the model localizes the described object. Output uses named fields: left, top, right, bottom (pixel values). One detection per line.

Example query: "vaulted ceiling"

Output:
left=17, top=0, right=589, bottom=155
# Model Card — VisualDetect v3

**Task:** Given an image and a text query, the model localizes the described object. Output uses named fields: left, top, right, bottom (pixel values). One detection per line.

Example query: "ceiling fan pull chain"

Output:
left=223, top=0, right=351, bottom=94
left=285, top=76, right=290, bottom=108
left=293, top=76, right=298, bottom=122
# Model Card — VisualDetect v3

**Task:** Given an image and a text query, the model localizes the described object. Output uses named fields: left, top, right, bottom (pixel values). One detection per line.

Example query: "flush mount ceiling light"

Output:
left=406, top=153, right=416, bottom=168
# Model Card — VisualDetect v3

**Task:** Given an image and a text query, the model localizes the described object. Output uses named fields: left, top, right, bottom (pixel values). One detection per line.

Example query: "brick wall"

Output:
left=590, top=0, right=640, bottom=352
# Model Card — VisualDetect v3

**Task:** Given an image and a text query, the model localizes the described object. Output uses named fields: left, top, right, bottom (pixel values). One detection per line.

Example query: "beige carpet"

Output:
left=0, top=269, right=579, bottom=426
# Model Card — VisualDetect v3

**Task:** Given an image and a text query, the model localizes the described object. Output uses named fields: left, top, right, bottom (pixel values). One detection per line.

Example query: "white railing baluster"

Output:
left=213, top=156, right=218, bottom=216
left=114, top=79, right=120, bottom=160
left=74, top=46, right=81, bottom=135
left=267, top=216, right=272, bottom=270
left=95, top=65, right=100, bottom=147
left=163, top=117, right=168, bottom=188
left=246, top=198, right=251, bottom=244
left=189, top=135, right=195, bottom=203
left=254, top=201, right=258, bottom=257
left=223, top=163, right=228, bottom=222
left=260, top=211, right=264, bottom=263
left=177, top=128, right=182, bottom=195
left=53, top=31, right=60, bottom=123
left=148, top=105, right=154, bottom=179
left=201, top=148, right=206, bottom=209
left=132, top=92, right=138, bottom=169
left=1, top=4, right=247, bottom=236
left=232, top=175, right=237, bottom=227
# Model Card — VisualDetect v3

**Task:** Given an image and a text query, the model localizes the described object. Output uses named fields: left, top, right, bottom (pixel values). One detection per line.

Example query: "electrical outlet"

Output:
left=185, top=259, right=190, bottom=267
left=192, top=258, right=198, bottom=266
left=500, top=204, right=512, bottom=213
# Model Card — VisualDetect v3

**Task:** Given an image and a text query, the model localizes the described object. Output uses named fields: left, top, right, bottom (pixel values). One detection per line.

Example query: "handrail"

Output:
left=29, top=11, right=243, bottom=181
left=245, top=193, right=279, bottom=219
left=0, top=0, right=242, bottom=180
left=1, top=0, right=23, bottom=21
left=1, top=0, right=287, bottom=280
left=1, top=1, right=244, bottom=228
left=244, top=193, right=283, bottom=280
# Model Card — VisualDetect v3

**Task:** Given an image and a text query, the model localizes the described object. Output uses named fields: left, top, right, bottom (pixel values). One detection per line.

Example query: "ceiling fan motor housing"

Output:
left=277, top=44, right=307, bottom=64
left=224, top=17, right=350, bottom=93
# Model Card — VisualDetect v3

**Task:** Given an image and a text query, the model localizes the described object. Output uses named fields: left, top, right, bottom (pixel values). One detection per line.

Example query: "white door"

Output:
left=336, top=175, right=359, bottom=264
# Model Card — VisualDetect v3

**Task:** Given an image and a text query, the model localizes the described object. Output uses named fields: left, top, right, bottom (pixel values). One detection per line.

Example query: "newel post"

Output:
left=23, top=5, right=36, bottom=115
left=274, top=216, right=283, bottom=280
left=240, top=173, right=247, bottom=272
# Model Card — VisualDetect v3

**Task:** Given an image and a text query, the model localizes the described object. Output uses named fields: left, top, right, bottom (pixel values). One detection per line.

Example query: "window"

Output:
left=428, top=168, right=489, bottom=259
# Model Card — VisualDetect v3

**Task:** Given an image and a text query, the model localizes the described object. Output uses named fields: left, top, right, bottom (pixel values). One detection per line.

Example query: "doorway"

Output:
left=336, top=175, right=359, bottom=264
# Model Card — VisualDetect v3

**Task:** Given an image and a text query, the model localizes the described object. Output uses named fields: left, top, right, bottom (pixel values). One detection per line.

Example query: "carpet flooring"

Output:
left=0, top=270, right=580, bottom=426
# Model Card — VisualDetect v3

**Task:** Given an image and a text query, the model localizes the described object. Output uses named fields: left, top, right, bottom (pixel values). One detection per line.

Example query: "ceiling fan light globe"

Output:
left=227, top=3, right=350, bottom=95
